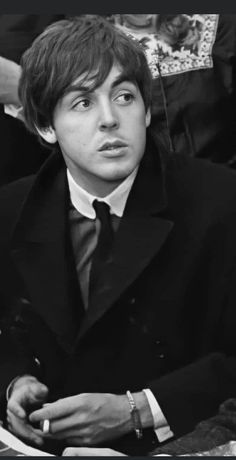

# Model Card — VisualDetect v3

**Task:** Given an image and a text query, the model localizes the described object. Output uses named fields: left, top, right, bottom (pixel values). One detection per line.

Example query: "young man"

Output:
left=1, top=15, right=236, bottom=456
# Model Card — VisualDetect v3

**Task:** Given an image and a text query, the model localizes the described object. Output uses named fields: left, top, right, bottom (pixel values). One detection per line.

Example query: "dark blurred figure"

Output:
left=152, top=398, right=236, bottom=456
left=0, top=15, right=63, bottom=186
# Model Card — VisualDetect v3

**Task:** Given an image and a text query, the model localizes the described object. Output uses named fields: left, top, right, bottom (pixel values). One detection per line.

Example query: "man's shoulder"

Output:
left=166, top=153, right=236, bottom=179
left=166, top=154, right=236, bottom=197
left=0, top=175, right=35, bottom=232
left=0, top=175, right=35, bottom=205
left=165, top=155, right=236, bottom=222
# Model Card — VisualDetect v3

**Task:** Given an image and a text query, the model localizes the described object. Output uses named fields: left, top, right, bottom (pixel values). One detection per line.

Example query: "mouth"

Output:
left=98, top=141, right=127, bottom=152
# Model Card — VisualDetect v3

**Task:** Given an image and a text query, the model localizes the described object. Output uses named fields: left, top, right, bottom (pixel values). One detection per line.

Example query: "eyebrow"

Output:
left=112, top=73, right=137, bottom=89
left=64, top=73, right=137, bottom=97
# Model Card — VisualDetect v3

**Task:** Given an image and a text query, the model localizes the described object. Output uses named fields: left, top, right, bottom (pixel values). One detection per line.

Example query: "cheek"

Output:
left=131, top=109, right=148, bottom=128
left=129, top=114, right=147, bottom=139
left=58, top=124, right=84, bottom=149
left=55, top=115, right=84, bottom=138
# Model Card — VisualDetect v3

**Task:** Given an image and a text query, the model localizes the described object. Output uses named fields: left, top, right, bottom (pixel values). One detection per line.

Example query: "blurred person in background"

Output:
left=0, top=15, right=63, bottom=186
left=110, top=14, right=236, bottom=166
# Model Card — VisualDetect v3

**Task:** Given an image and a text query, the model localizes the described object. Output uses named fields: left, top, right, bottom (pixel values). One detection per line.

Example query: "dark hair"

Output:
left=19, top=15, right=152, bottom=135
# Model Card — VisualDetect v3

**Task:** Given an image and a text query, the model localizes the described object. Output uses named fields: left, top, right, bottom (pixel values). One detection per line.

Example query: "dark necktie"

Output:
left=89, top=200, right=114, bottom=300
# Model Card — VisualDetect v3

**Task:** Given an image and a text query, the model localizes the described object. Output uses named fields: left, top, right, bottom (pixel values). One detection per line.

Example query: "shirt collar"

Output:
left=67, top=167, right=139, bottom=219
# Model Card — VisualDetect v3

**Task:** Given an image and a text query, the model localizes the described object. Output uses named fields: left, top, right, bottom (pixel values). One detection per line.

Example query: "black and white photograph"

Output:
left=1, top=12, right=236, bottom=457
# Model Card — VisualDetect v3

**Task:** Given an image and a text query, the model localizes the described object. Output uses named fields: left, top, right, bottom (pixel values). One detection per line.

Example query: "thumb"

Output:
left=28, top=382, right=48, bottom=403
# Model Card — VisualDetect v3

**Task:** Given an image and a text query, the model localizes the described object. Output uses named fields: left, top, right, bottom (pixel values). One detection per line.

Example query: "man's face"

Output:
left=41, top=64, right=150, bottom=196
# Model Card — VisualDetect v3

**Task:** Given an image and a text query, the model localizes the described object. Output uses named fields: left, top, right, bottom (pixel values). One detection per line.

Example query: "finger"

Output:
left=7, top=412, right=44, bottom=446
left=30, top=398, right=71, bottom=423
left=8, top=381, right=48, bottom=418
left=8, top=418, right=43, bottom=443
left=41, top=427, right=81, bottom=441
left=28, top=382, right=49, bottom=404
left=7, top=400, right=26, bottom=419
left=40, top=416, right=79, bottom=435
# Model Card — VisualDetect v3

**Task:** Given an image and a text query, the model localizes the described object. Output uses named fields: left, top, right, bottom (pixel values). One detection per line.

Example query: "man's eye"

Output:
left=116, top=93, right=134, bottom=104
left=73, top=99, right=91, bottom=110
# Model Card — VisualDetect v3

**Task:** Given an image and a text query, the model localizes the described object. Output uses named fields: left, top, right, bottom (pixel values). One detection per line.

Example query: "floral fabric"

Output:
left=124, top=15, right=219, bottom=78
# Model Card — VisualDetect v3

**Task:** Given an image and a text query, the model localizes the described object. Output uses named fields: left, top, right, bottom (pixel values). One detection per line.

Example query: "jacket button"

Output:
left=129, top=316, right=136, bottom=325
left=130, top=297, right=136, bottom=305
left=156, top=340, right=161, bottom=345
left=20, top=297, right=30, bottom=305
left=158, top=353, right=165, bottom=359
left=34, top=357, right=41, bottom=367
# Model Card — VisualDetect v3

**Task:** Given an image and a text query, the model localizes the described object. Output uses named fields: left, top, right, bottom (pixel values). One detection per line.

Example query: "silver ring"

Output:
left=42, top=419, right=50, bottom=434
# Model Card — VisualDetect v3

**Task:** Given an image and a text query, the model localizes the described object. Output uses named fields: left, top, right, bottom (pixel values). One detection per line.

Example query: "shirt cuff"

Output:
left=143, top=388, right=174, bottom=443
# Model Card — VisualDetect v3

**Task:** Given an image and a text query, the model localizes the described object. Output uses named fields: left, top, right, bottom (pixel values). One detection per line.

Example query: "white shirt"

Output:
left=67, top=167, right=138, bottom=218
left=67, top=168, right=173, bottom=443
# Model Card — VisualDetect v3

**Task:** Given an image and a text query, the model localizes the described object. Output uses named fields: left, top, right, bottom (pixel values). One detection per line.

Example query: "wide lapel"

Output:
left=11, top=153, right=81, bottom=352
left=77, top=137, right=174, bottom=340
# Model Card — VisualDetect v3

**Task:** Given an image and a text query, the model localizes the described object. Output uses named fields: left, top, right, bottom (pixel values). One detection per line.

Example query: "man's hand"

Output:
left=30, top=393, right=134, bottom=446
left=7, top=375, right=48, bottom=446
left=63, top=447, right=127, bottom=456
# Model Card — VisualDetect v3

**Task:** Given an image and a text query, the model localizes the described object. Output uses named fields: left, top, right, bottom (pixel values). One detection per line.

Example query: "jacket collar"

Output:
left=10, top=135, right=174, bottom=345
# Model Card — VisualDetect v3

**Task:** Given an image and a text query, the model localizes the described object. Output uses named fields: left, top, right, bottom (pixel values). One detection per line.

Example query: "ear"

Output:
left=36, top=126, right=57, bottom=144
left=145, top=107, right=151, bottom=128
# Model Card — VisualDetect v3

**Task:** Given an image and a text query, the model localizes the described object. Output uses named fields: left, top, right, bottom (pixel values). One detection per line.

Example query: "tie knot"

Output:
left=93, top=200, right=111, bottom=221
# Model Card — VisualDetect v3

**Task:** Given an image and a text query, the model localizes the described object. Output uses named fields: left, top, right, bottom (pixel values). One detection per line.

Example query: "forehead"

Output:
left=64, top=64, right=136, bottom=95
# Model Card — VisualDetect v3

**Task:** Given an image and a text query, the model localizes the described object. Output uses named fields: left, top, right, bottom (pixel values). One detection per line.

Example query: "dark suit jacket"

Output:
left=1, top=137, right=236, bottom=454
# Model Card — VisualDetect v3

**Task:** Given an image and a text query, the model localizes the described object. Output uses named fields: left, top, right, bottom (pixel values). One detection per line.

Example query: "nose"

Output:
left=98, top=101, right=119, bottom=130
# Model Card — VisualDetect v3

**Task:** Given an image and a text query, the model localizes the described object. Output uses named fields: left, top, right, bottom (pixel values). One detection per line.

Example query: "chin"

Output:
left=102, top=163, right=137, bottom=181
left=103, top=171, right=132, bottom=184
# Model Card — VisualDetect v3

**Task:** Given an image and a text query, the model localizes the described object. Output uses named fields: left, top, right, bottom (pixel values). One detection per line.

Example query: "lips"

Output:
left=99, top=140, right=127, bottom=151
